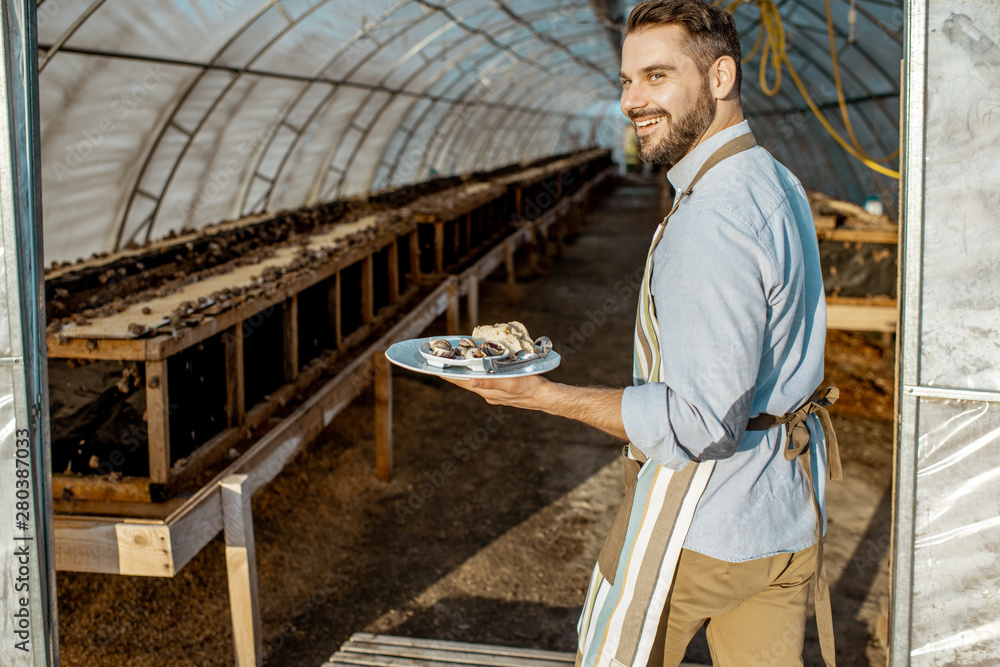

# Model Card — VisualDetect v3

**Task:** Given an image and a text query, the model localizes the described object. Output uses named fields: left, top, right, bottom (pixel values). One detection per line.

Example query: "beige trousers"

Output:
left=649, top=545, right=818, bottom=667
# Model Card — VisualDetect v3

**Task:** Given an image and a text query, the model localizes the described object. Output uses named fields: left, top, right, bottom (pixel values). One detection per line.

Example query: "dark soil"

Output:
left=56, top=174, right=894, bottom=667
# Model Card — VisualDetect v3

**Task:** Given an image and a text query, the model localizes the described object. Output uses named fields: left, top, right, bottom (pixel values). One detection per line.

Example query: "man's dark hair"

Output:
left=627, top=0, right=742, bottom=95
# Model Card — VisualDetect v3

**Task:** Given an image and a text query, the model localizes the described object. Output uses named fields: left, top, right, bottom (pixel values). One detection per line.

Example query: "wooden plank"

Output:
left=225, top=324, right=246, bottom=427
left=52, top=496, right=185, bottom=519
left=54, top=518, right=126, bottom=574
left=827, top=302, right=898, bottom=333
left=362, top=254, right=374, bottom=324
left=503, top=241, right=516, bottom=305
left=221, top=475, right=263, bottom=667
left=115, top=523, right=174, bottom=577
left=53, top=516, right=176, bottom=577
left=388, top=240, right=401, bottom=303
left=46, top=335, right=147, bottom=361
left=816, top=228, right=899, bottom=244
left=345, top=635, right=575, bottom=663
left=284, top=295, right=299, bottom=382
left=409, top=231, right=421, bottom=282
left=170, top=424, right=245, bottom=490
left=814, top=214, right=837, bottom=230
left=146, top=358, right=171, bottom=484
left=827, top=296, right=897, bottom=307
left=374, top=350, right=393, bottom=482
left=434, top=223, right=445, bottom=274
left=465, top=275, right=479, bottom=331
left=446, top=284, right=460, bottom=335
left=53, top=475, right=153, bottom=503
left=334, top=270, right=344, bottom=350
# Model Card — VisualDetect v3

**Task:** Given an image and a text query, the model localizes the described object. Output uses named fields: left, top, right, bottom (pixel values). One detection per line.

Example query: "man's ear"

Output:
left=709, top=55, right=738, bottom=100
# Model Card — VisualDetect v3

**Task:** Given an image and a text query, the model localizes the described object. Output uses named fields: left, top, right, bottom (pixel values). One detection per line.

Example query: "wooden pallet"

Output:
left=325, top=634, right=707, bottom=667
left=325, top=634, right=575, bottom=667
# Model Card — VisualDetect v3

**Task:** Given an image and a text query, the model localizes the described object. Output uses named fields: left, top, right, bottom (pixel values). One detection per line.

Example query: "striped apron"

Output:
left=575, top=133, right=840, bottom=667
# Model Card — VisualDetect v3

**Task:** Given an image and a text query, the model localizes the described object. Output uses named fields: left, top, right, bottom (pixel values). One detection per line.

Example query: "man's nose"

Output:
left=622, top=84, right=648, bottom=113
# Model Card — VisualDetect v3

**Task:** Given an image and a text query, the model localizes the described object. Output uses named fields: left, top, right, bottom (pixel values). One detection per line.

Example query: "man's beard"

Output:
left=633, top=80, right=716, bottom=165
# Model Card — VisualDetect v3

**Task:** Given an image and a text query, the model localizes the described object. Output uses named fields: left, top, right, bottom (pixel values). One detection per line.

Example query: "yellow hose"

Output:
left=719, top=0, right=900, bottom=179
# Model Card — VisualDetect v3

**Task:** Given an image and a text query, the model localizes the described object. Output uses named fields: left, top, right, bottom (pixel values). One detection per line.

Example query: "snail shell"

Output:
left=479, top=341, right=507, bottom=357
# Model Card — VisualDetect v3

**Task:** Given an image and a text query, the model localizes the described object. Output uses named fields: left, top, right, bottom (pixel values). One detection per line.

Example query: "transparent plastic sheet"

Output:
left=911, top=398, right=1000, bottom=664
left=35, top=0, right=903, bottom=264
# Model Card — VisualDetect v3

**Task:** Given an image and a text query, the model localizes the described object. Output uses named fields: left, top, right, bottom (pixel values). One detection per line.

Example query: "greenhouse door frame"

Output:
left=892, top=0, right=1000, bottom=664
left=0, top=0, right=58, bottom=665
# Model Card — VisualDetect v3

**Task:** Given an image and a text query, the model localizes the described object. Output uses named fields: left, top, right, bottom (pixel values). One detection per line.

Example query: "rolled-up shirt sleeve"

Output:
left=620, top=201, right=778, bottom=470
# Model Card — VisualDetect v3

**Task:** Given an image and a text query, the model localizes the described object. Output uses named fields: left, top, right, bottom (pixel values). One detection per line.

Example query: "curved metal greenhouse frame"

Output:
left=36, top=0, right=903, bottom=264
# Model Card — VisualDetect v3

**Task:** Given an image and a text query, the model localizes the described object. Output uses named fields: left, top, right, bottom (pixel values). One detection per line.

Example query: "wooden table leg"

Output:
left=225, top=325, right=245, bottom=427
left=465, top=275, right=479, bottom=331
left=283, top=296, right=299, bottom=383
left=504, top=241, right=516, bottom=305
left=374, top=351, right=393, bottom=482
left=221, top=474, right=263, bottom=667
left=446, top=283, right=460, bottom=335
left=146, top=358, right=171, bottom=484
left=434, top=223, right=445, bottom=274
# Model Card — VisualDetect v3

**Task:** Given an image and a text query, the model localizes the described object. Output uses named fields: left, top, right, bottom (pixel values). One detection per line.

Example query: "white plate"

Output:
left=418, top=337, right=510, bottom=372
left=385, top=336, right=561, bottom=379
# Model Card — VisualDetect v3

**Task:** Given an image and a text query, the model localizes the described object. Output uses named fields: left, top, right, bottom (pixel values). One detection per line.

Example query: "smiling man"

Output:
left=447, top=1, right=837, bottom=666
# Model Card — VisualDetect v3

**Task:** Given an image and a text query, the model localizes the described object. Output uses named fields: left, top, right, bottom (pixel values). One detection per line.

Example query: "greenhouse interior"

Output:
left=1, top=0, right=998, bottom=665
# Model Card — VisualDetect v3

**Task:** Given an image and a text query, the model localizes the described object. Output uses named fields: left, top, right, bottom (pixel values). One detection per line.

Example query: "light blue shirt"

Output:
left=620, top=121, right=828, bottom=562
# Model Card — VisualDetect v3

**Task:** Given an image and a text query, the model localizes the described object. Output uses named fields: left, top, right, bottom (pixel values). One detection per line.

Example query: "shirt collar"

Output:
left=666, top=120, right=752, bottom=196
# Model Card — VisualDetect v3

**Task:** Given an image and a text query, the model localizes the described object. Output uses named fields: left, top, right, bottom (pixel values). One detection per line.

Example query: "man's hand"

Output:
left=444, top=374, right=549, bottom=411
left=445, top=375, right=629, bottom=441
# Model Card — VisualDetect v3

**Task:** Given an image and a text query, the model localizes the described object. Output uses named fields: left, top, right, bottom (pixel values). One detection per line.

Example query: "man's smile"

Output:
left=633, top=114, right=667, bottom=135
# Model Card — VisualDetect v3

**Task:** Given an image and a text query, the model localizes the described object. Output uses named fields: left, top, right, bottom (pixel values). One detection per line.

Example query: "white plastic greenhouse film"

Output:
left=894, top=0, right=1000, bottom=664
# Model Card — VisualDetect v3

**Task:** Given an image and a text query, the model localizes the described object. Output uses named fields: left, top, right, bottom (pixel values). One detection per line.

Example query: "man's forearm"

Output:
left=536, top=382, right=628, bottom=441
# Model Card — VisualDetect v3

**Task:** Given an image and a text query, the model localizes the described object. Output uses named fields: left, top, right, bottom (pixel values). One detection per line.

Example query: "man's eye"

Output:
left=649, top=73, right=663, bottom=81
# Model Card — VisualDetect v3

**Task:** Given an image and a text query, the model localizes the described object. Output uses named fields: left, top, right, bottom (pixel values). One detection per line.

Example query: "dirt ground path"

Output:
left=57, top=175, right=894, bottom=667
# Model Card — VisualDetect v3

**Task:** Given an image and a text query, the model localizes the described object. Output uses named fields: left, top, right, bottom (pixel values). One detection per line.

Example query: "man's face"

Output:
left=620, top=24, right=717, bottom=165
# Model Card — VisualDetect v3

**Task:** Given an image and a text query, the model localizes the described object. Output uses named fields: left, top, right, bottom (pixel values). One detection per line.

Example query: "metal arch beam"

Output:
left=836, top=0, right=903, bottom=46
left=255, top=4, right=554, bottom=209
left=372, top=24, right=577, bottom=188
left=782, top=0, right=899, bottom=89
left=366, top=8, right=616, bottom=185
left=755, top=27, right=900, bottom=164
left=455, top=73, right=607, bottom=175
left=588, top=0, right=625, bottom=59
left=110, top=0, right=318, bottom=251
left=438, top=47, right=610, bottom=174
left=466, top=72, right=611, bottom=172
left=379, top=6, right=621, bottom=185
left=309, top=2, right=527, bottom=202
left=337, top=7, right=612, bottom=200
left=239, top=0, right=420, bottom=213
left=37, top=0, right=108, bottom=72
left=420, top=40, right=612, bottom=174
left=260, top=1, right=462, bottom=207
left=755, top=113, right=831, bottom=190
left=426, top=58, right=606, bottom=177
left=488, top=0, right=619, bottom=89
left=743, top=81, right=867, bottom=200
left=309, top=1, right=609, bottom=202
left=741, top=81, right=845, bottom=192
left=358, top=12, right=608, bottom=194
left=391, top=23, right=613, bottom=185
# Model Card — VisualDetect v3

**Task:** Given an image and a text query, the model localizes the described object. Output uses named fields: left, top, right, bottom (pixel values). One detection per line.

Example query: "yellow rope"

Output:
left=720, top=0, right=899, bottom=179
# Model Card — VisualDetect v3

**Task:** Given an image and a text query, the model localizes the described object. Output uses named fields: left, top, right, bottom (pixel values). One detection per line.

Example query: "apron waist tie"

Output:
left=748, top=385, right=841, bottom=667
